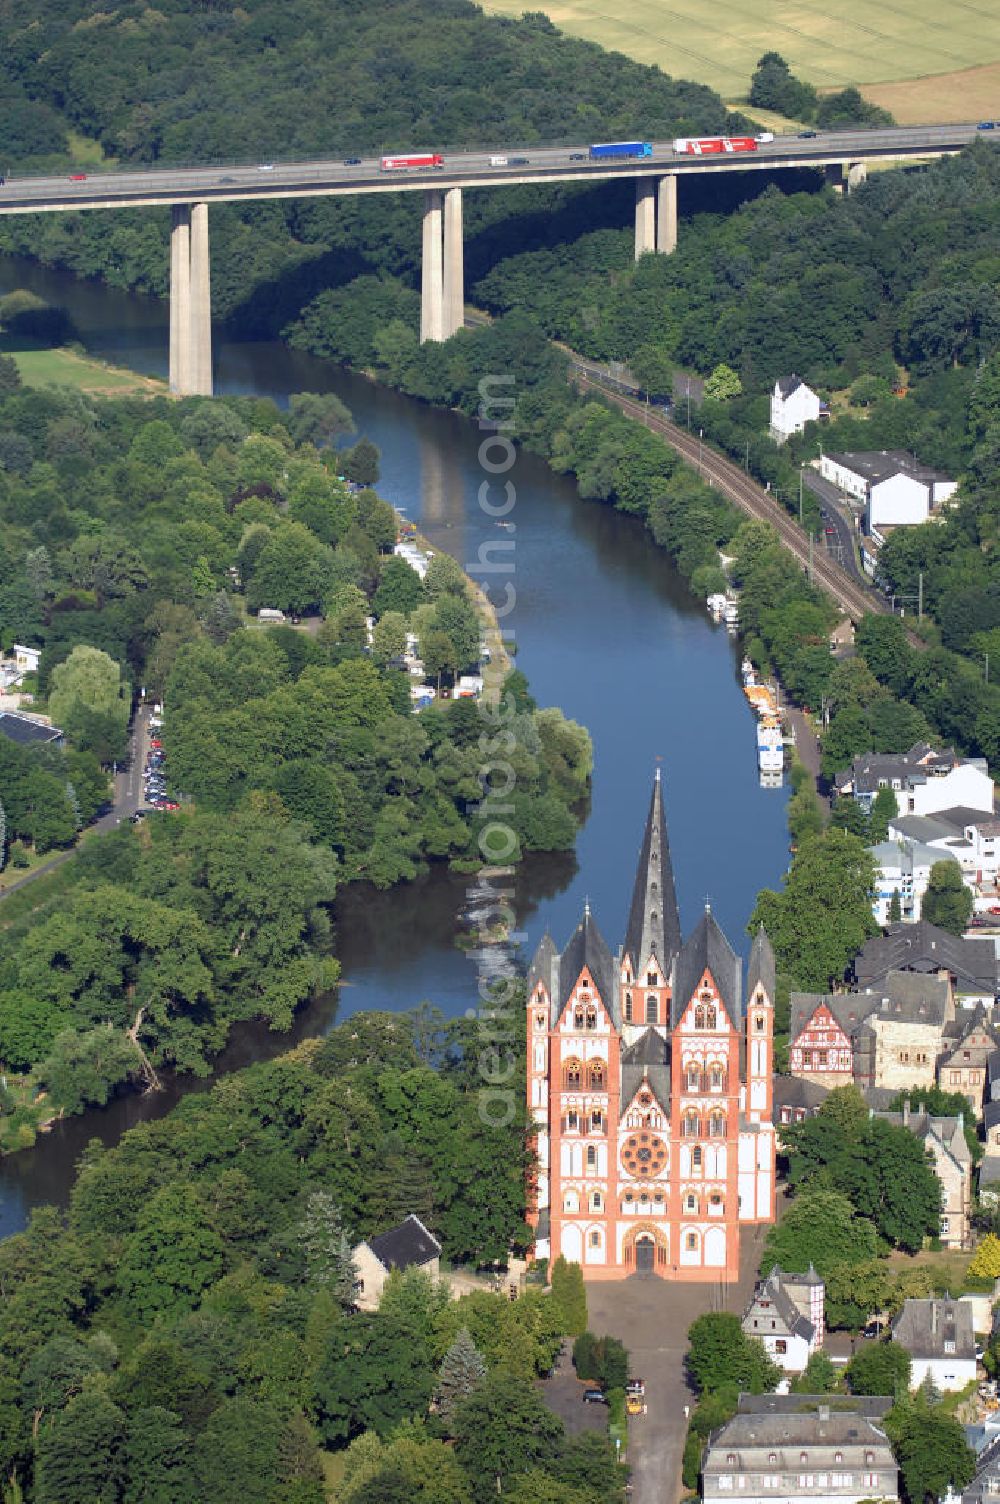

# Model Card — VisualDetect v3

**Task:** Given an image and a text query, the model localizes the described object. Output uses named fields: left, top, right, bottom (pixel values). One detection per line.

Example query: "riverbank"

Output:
left=1, top=334, right=165, bottom=395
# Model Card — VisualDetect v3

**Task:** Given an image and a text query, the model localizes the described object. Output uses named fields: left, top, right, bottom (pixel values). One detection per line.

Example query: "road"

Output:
left=0, top=122, right=988, bottom=214
left=587, top=1221, right=768, bottom=1504
left=803, top=470, right=861, bottom=580
left=0, top=705, right=149, bottom=903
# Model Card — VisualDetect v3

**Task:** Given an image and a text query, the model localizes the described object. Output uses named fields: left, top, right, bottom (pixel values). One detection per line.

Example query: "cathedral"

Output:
left=525, top=770, right=776, bottom=1281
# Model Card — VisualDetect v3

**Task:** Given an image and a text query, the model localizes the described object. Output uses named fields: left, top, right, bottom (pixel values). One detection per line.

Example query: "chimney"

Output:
left=931, top=1302, right=938, bottom=1336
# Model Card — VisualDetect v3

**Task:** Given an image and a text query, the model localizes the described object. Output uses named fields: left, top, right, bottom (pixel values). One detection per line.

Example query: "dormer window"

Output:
left=800, top=1453, right=808, bottom=1465
left=768, top=1453, right=777, bottom=1466
left=647, top=971, right=658, bottom=986
left=834, top=1453, right=842, bottom=1465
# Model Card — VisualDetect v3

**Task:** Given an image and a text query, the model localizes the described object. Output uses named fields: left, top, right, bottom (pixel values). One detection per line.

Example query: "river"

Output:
left=0, top=254, right=790, bottom=1237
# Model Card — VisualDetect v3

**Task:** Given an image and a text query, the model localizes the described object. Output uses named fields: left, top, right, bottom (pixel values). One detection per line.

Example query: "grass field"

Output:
left=0, top=338, right=164, bottom=395
left=484, top=0, right=1000, bottom=121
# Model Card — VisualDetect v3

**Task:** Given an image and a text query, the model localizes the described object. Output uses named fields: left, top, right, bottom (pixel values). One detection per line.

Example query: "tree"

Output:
left=435, top=1329, right=487, bottom=1424
left=373, top=558, right=425, bottom=618
left=299, top=1191, right=356, bottom=1305
left=548, top=1257, right=587, bottom=1336
left=748, top=51, right=818, bottom=119
left=372, top=611, right=408, bottom=667
left=117, top=1185, right=225, bottom=1324
left=47, top=645, right=130, bottom=761
left=313, top=1312, right=436, bottom=1445
left=968, top=1232, right=1000, bottom=1279
left=686, top=1313, right=780, bottom=1396
left=287, top=391, right=355, bottom=447
left=887, top=1397, right=976, bottom=1504
left=762, top=1185, right=880, bottom=1277
left=123, top=1405, right=195, bottom=1504
left=452, top=1370, right=563, bottom=1504
left=750, top=829, right=877, bottom=989
left=33, top=1390, right=126, bottom=1504
left=921, top=861, right=973, bottom=935
left=889, top=889, right=902, bottom=922
left=846, top=1340, right=911, bottom=1397
left=703, top=363, right=742, bottom=401
left=342, top=438, right=381, bottom=486
left=869, top=785, right=898, bottom=843
left=790, top=1350, right=837, bottom=1393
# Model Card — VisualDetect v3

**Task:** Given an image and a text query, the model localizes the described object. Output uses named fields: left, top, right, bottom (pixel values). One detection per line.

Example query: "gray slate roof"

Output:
left=856, top=968, right=950, bottom=1027
left=365, top=1214, right=441, bottom=1271
left=790, top=990, right=880, bottom=1046
left=773, top=1075, right=830, bottom=1113
left=621, top=1027, right=670, bottom=1112
left=854, top=921, right=997, bottom=994
left=743, top=1266, right=815, bottom=1344
left=558, top=905, right=618, bottom=1029
left=0, top=711, right=61, bottom=746
left=747, top=926, right=776, bottom=1003
left=979, top=1153, right=1000, bottom=1187
left=892, top=1297, right=975, bottom=1359
left=622, top=768, right=682, bottom=978
left=825, top=449, right=952, bottom=488
left=984, top=1101, right=1000, bottom=1132
left=671, top=906, right=742, bottom=1030
left=776, top=374, right=807, bottom=399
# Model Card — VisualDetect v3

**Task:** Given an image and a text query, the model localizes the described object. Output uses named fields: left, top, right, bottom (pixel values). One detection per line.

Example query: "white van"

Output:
left=257, top=608, right=286, bottom=623
left=489, top=155, right=508, bottom=167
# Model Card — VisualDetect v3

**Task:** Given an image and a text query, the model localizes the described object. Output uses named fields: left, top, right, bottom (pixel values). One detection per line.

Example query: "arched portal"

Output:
left=622, top=1222, right=668, bottom=1276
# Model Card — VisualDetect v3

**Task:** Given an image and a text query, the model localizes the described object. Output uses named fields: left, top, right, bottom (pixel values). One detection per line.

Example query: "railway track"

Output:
left=570, top=363, right=925, bottom=645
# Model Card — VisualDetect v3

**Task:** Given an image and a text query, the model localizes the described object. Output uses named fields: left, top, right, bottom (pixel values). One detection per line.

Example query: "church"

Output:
left=525, top=770, right=776, bottom=1281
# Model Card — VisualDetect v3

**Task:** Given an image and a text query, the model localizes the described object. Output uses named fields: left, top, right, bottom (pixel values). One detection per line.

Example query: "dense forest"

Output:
left=0, top=364, right=590, bottom=1141
left=0, top=1008, right=627, bottom=1504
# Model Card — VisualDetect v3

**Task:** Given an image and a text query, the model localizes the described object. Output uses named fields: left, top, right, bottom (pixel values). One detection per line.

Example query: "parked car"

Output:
left=626, top=1395, right=643, bottom=1416
left=582, top=1389, right=608, bottom=1405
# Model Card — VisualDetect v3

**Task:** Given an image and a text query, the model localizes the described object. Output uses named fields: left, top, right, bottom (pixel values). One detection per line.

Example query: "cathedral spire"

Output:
left=623, top=767, right=682, bottom=977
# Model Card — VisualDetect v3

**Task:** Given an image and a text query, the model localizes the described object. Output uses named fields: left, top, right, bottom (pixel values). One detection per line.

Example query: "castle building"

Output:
left=525, top=771, right=776, bottom=1281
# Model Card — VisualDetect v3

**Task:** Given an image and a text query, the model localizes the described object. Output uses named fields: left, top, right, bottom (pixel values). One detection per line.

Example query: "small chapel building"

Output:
left=525, top=770, right=776, bottom=1281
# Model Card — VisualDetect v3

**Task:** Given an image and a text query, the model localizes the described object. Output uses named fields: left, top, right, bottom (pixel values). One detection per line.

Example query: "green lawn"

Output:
left=484, top=0, right=1000, bottom=109
left=0, top=337, right=164, bottom=395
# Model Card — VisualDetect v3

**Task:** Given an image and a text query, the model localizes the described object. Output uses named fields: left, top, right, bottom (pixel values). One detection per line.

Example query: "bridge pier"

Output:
left=169, top=202, right=213, bottom=396
left=824, top=162, right=845, bottom=194
left=657, top=173, right=678, bottom=254
left=847, top=161, right=867, bottom=194
left=421, top=187, right=464, bottom=342
left=634, top=179, right=656, bottom=259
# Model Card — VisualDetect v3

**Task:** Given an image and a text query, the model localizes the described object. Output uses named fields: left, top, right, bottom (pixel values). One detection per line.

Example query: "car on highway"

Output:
left=257, top=163, right=275, bottom=171
left=68, top=173, right=87, bottom=181
left=220, top=175, right=235, bottom=183
left=343, top=157, right=361, bottom=165
left=978, top=121, right=996, bottom=131
left=509, top=156, right=530, bottom=166
left=798, top=130, right=817, bottom=139
left=569, top=153, right=585, bottom=161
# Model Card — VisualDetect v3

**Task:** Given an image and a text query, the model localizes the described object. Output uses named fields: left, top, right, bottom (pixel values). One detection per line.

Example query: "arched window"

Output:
left=755, top=1013, right=766, bottom=1032
left=685, top=1193, right=698, bottom=1213
left=588, top=1061, right=606, bottom=1090
left=682, top=1111, right=700, bottom=1138
left=710, top=1066, right=724, bottom=1092
left=686, top=1066, right=700, bottom=1092
left=574, top=1008, right=584, bottom=1029
left=534, top=1012, right=546, bottom=1031
left=695, top=1005, right=706, bottom=1029
left=685, top=1232, right=698, bottom=1251
left=585, top=1007, right=597, bottom=1030
left=800, top=1453, right=808, bottom=1465
left=646, top=969, right=658, bottom=986
left=590, top=1109, right=603, bottom=1132
left=563, top=1060, right=582, bottom=1089
left=692, top=1146, right=703, bottom=1169
left=646, top=994, right=658, bottom=1024
left=591, top=1190, right=603, bottom=1212
left=705, top=1006, right=717, bottom=1029
left=624, top=992, right=633, bottom=1022
left=589, top=1229, right=602, bottom=1248
left=586, top=1145, right=597, bottom=1168
left=834, top=1452, right=843, bottom=1465
left=709, top=1111, right=726, bottom=1138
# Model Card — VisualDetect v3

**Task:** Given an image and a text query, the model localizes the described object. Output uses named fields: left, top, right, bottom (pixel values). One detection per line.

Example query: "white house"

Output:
left=741, top=1265, right=825, bottom=1372
left=889, top=808, right=1000, bottom=889
left=868, top=838, right=961, bottom=925
left=892, top=1297, right=977, bottom=1392
left=12, top=645, right=40, bottom=675
left=836, top=744, right=994, bottom=819
left=770, top=375, right=821, bottom=443
left=819, top=450, right=957, bottom=532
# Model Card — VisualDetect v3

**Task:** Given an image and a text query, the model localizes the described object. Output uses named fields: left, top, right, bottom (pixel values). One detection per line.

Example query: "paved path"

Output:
left=586, top=1221, right=768, bottom=1504
left=787, top=706, right=822, bottom=790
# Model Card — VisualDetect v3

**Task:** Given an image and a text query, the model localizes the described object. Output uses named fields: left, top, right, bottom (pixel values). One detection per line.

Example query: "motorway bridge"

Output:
left=0, top=121, right=987, bottom=394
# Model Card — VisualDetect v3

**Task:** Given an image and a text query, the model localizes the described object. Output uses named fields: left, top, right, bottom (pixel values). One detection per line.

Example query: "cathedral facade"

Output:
left=525, top=771, right=776, bottom=1281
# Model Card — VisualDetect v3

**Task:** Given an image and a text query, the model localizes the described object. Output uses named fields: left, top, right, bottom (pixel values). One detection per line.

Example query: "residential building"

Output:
left=868, top=838, right=960, bottom=925
left=701, top=1394, right=898, bottom=1504
left=741, top=1266, right=825, bottom=1372
left=771, top=376, right=821, bottom=443
left=938, top=1009, right=1000, bottom=1115
left=835, top=743, right=994, bottom=820
left=819, top=449, right=957, bottom=532
left=525, top=771, right=776, bottom=1281
left=352, top=1214, right=441, bottom=1311
left=789, top=994, right=878, bottom=1090
left=851, top=970, right=953, bottom=1093
left=853, top=920, right=998, bottom=1008
left=962, top=1431, right=1000, bottom=1504
left=892, top=1297, right=977, bottom=1391
left=871, top=1101, right=972, bottom=1250
left=773, top=1075, right=831, bottom=1126
left=11, top=644, right=40, bottom=675
left=978, top=1150, right=1000, bottom=1208
left=889, top=806, right=1000, bottom=889
left=0, top=710, right=62, bottom=748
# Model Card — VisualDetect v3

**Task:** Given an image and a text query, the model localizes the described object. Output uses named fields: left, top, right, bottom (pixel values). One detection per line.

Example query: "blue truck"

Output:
left=588, top=141, right=653, bottom=160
